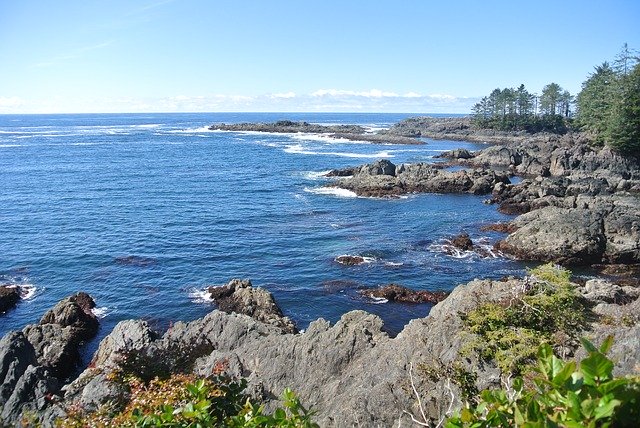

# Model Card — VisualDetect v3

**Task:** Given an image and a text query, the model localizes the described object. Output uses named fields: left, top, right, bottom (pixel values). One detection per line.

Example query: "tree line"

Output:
left=472, top=44, right=640, bottom=155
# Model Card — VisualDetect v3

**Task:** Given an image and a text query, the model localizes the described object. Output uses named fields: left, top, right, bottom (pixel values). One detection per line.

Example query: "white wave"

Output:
left=91, top=306, right=110, bottom=318
left=188, top=287, right=214, bottom=303
left=303, top=170, right=332, bottom=180
left=367, top=296, right=389, bottom=304
left=285, top=144, right=394, bottom=159
left=19, top=284, right=37, bottom=300
left=384, top=261, right=404, bottom=267
left=304, top=187, right=358, bottom=198
left=290, top=133, right=360, bottom=144
left=428, top=243, right=474, bottom=259
left=166, top=126, right=213, bottom=134
left=0, top=144, right=22, bottom=148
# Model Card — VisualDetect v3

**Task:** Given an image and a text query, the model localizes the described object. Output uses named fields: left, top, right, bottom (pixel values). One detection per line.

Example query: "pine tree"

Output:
left=607, top=63, right=640, bottom=156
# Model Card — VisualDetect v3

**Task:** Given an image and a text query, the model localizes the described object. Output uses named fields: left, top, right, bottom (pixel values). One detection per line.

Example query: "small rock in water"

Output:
left=361, top=283, right=448, bottom=304
left=450, top=233, right=473, bottom=251
left=335, top=255, right=367, bottom=266
left=0, top=285, right=21, bottom=313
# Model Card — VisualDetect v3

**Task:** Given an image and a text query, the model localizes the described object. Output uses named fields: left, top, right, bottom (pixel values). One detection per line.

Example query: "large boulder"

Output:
left=496, top=207, right=606, bottom=265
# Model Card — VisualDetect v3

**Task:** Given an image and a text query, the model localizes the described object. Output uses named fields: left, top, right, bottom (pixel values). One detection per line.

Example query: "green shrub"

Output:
left=446, top=337, right=640, bottom=427
left=461, top=264, right=590, bottom=374
left=58, top=373, right=318, bottom=428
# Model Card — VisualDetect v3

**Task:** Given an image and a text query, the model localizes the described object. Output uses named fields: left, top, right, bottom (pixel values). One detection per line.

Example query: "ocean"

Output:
left=0, top=112, right=523, bottom=355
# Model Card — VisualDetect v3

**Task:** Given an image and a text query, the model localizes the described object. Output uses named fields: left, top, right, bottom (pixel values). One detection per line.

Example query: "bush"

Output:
left=461, top=264, right=590, bottom=374
left=58, top=373, right=318, bottom=428
left=446, top=337, right=640, bottom=427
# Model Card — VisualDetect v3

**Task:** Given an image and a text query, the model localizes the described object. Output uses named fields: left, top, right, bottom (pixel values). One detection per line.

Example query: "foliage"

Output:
left=446, top=338, right=640, bottom=427
left=461, top=264, right=589, bottom=374
left=576, top=44, right=640, bottom=154
left=58, top=372, right=318, bottom=428
left=419, top=360, right=479, bottom=403
left=471, top=83, right=571, bottom=133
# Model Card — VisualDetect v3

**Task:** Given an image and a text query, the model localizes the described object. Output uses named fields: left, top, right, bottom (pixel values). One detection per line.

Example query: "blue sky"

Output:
left=1, top=0, right=639, bottom=113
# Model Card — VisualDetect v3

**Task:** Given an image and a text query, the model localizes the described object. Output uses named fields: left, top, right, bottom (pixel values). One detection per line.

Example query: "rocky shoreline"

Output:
left=1, top=274, right=638, bottom=426
left=209, top=120, right=425, bottom=145
left=2, top=117, right=639, bottom=426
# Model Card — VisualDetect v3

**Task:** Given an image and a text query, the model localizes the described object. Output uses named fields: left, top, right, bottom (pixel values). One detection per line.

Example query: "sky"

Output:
left=1, top=0, right=639, bottom=114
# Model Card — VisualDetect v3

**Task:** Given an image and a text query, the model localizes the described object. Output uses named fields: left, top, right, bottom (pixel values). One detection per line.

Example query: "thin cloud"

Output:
left=32, top=40, right=114, bottom=68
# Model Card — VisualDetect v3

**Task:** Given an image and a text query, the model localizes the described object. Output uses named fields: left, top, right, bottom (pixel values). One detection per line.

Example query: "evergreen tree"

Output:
left=575, top=62, right=618, bottom=141
left=607, top=63, right=640, bottom=156
left=539, top=83, right=562, bottom=116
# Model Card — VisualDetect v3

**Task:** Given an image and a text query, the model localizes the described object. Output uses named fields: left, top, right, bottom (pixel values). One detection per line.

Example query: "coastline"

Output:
left=1, top=115, right=639, bottom=426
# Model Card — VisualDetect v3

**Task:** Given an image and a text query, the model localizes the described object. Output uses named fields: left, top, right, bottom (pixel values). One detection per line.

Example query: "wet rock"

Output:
left=207, top=279, right=297, bottom=334
left=334, top=255, right=367, bottom=266
left=0, top=286, right=20, bottom=313
left=361, top=284, right=448, bottom=304
left=329, top=160, right=510, bottom=197
left=480, top=222, right=517, bottom=234
left=436, top=148, right=474, bottom=160
left=450, top=233, right=473, bottom=251
left=114, top=255, right=157, bottom=267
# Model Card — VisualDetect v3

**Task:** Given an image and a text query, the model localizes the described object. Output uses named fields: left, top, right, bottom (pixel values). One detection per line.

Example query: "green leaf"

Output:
left=599, top=335, right=614, bottom=355
left=581, top=353, right=614, bottom=386
left=579, top=337, right=598, bottom=353
left=593, top=398, right=621, bottom=420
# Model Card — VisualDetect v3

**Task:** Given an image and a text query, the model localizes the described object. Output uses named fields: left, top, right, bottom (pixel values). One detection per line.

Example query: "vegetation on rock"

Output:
left=460, top=264, right=590, bottom=374
left=446, top=338, right=640, bottom=427
left=59, top=371, right=317, bottom=428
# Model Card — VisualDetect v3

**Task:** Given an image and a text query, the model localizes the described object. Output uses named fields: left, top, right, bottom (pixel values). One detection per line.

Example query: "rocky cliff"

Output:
left=2, top=276, right=637, bottom=427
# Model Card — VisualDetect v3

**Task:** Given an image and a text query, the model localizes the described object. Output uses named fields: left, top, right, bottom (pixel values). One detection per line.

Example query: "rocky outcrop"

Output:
left=51, top=275, right=639, bottom=427
left=207, top=279, right=298, bottom=334
left=334, top=255, right=367, bottom=266
left=360, top=284, right=448, bottom=304
left=0, top=286, right=20, bottom=313
left=0, top=292, right=99, bottom=426
left=209, top=120, right=424, bottom=145
left=326, top=159, right=510, bottom=197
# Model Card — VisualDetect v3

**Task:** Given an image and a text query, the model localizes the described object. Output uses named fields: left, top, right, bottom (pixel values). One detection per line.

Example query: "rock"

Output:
left=90, top=320, right=157, bottom=368
left=208, top=121, right=424, bottom=145
left=495, top=207, right=607, bottom=265
left=450, top=233, right=473, bottom=251
left=580, top=279, right=634, bottom=305
left=593, top=264, right=640, bottom=287
left=38, top=292, right=99, bottom=341
left=207, top=279, right=297, bottom=334
left=328, top=160, right=510, bottom=197
left=0, top=285, right=20, bottom=313
left=361, top=284, right=448, bottom=304
left=480, top=222, right=517, bottom=233
left=0, top=365, right=59, bottom=424
left=334, top=255, right=367, bottom=266
left=0, top=332, right=37, bottom=404
left=436, top=148, right=474, bottom=160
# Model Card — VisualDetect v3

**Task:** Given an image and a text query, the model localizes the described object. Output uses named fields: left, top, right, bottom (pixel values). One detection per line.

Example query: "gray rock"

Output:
left=0, top=365, right=59, bottom=424
left=207, top=279, right=297, bottom=334
left=90, top=320, right=156, bottom=368
left=328, top=160, right=510, bottom=198
left=0, top=331, right=37, bottom=404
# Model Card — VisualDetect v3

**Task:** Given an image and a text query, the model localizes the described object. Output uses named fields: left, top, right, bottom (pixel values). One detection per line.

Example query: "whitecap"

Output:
left=18, top=284, right=37, bottom=300
left=0, top=144, right=22, bottom=148
left=303, top=170, right=332, bottom=180
left=304, top=187, right=358, bottom=198
left=384, top=261, right=404, bottom=267
left=91, top=307, right=110, bottom=318
left=166, top=126, right=213, bottom=134
left=285, top=144, right=394, bottom=159
left=187, top=287, right=214, bottom=303
left=367, top=296, right=389, bottom=304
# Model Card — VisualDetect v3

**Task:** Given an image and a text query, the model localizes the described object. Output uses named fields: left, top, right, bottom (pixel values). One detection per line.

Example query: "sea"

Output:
left=0, top=112, right=525, bottom=357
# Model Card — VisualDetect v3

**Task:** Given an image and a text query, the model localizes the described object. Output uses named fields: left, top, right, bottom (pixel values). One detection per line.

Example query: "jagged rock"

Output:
left=90, top=320, right=157, bottom=368
left=328, top=160, right=510, bottom=197
left=0, top=332, right=37, bottom=404
left=334, top=255, right=367, bottom=266
left=0, top=365, right=59, bottom=424
left=450, top=233, right=474, bottom=251
left=436, top=148, right=474, bottom=159
left=21, top=293, right=99, bottom=379
left=480, top=222, right=517, bottom=233
left=208, top=121, right=423, bottom=145
left=495, top=207, right=607, bottom=265
left=207, top=279, right=297, bottom=334
left=0, top=286, right=20, bottom=313
left=360, top=284, right=448, bottom=304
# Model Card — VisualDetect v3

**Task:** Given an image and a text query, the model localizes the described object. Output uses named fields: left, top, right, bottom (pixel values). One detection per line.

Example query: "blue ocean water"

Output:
left=0, top=112, right=523, bottom=351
